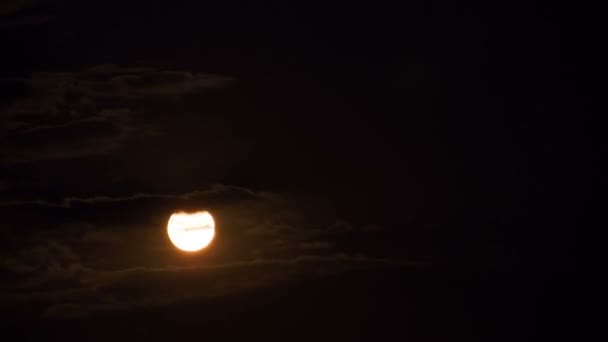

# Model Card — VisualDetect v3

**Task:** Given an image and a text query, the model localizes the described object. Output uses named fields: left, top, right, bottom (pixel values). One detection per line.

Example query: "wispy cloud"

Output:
left=17, top=254, right=417, bottom=319
left=0, top=184, right=270, bottom=208
left=0, top=65, right=234, bottom=163
left=0, top=0, right=52, bottom=29
left=0, top=223, right=419, bottom=319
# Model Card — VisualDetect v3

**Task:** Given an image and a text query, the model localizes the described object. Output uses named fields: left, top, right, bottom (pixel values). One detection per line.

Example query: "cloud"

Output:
left=37, top=254, right=417, bottom=319
left=0, top=0, right=37, bottom=15
left=85, top=64, right=155, bottom=75
left=327, top=220, right=353, bottom=234
left=0, top=180, right=406, bottom=321
left=0, top=14, right=51, bottom=29
left=0, top=240, right=84, bottom=290
left=78, top=64, right=234, bottom=99
left=0, top=195, right=418, bottom=320
left=0, top=73, right=135, bottom=163
left=242, top=212, right=394, bottom=259
left=3, top=239, right=76, bottom=265
left=0, top=184, right=271, bottom=208
left=1, top=241, right=418, bottom=320
left=299, top=241, right=332, bottom=250
left=80, top=230, right=122, bottom=245
left=1, top=109, right=134, bottom=163
left=0, top=65, right=234, bottom=163
left=0, top=0, right=52, bottom=29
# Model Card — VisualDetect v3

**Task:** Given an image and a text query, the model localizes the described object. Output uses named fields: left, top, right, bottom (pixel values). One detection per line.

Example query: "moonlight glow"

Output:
left=167, top=211, right=215, bottom=252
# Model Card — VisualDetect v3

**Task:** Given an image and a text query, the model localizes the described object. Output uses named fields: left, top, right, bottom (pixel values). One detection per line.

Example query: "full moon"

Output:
left=167, top=211, right=215, bottom=252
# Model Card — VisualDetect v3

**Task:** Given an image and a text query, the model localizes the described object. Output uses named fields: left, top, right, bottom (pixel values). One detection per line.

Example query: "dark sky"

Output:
left=0, top=1, right=589, bottom=341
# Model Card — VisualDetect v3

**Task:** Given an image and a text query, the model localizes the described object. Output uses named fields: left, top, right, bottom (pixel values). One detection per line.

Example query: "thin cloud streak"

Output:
left=0, top=184, right=272, bottom=208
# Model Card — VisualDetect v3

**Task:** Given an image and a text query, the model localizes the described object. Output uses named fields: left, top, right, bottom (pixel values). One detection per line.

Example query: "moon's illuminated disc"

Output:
left=167, top=211, right=215, bottom=252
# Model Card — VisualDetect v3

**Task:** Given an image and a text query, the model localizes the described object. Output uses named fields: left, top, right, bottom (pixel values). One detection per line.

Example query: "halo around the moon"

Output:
left=167, top=211, right=215, bottom=252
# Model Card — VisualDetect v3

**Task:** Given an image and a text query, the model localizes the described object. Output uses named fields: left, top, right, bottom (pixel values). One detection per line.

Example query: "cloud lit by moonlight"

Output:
left=167, top=211, right=215, bottom=252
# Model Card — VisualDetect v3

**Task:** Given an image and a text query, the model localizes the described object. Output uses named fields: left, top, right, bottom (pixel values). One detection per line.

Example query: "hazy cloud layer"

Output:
left=0, top=184, right=271, bottom=208
left=0, top=0, right=52, bottom=29
left=0, top=0, right=38, bottom=15
left=0, top=65, right=234, bottom=163
left=45, top=255, right=414, bottom=319
left=0, top=183, right=399, bottom=319
left=1, top=238, right=412, bottom=320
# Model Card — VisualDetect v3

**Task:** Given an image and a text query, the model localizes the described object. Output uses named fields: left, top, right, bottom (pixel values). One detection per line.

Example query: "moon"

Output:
left=167, top=211, right=215, bottom=252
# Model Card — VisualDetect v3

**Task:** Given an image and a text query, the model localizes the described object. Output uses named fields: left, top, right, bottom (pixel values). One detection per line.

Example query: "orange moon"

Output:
left=167, top=211, right=215, bottom=252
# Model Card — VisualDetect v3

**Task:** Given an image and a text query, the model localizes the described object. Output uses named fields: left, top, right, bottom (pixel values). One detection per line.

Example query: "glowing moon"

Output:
left=167, top=211, right=215, bottom=252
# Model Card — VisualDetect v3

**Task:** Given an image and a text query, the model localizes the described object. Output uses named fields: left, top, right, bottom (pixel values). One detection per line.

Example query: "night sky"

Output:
left=0, top=1, right=589, bottom=341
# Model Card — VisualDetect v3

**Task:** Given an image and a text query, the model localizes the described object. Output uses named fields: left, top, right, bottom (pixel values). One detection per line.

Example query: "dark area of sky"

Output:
left=0, top=1, right=591, bottom=341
